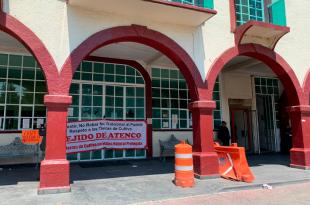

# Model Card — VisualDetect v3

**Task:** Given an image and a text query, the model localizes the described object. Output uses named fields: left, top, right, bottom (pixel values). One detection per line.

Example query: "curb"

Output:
left=220, top=178, right=310, bottom=192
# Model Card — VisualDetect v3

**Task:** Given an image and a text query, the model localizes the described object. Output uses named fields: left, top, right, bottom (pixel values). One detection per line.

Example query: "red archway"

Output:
left=59, top=25, right=204, bottom=101
left=206, top=44, right=304, bottom=105
left=39, top=25, right=207, bottom=192
left=204, top=44, right=310, bottom=171
left=0, top=10, right=73, bottom=193
left=0, top=11, right=59, bottom=94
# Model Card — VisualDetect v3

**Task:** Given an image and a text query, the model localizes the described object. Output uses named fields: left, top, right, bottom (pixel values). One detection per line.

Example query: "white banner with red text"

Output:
left=66, top=119, right=147, bottom=154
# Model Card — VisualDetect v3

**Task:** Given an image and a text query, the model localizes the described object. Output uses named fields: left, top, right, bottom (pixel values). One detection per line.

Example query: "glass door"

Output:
left=230, top=108, right=252, bottom=151
left=256, top=94, right=277, bottom=152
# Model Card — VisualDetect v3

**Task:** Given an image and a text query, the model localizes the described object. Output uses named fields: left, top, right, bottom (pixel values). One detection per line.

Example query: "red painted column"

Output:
left=189, top=101, right=219, bottom=179
left=289, top=105, right=310, bottom=169
left=38, top=95, right=72, bottom=194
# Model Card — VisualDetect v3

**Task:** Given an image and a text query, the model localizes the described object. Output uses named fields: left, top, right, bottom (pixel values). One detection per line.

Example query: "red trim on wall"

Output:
left=229, top=0, right=237, bottom=32
left=206, top=44, right=304, bottom=105
left=0, top=11, right=59, bottom=94
left=59, top=25, right=203, bottom=101
left=85, top=56, right=153, bottom=157
left=303, top=69, right=310, bottom=104
left=145, top=0, right=217, bottom=15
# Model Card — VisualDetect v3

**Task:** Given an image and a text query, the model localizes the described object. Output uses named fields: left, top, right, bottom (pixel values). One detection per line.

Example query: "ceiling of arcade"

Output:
left=0, top=30, right=175, bottom=69
left=222, top=56, right=275, bottom=77
left=0, top=30, right=276, bottom=79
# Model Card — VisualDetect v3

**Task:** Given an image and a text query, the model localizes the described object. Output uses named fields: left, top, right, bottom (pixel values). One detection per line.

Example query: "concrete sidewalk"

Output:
left=0, top=154, right=309, bottom=205
left=138, top=182, right=310, bottom=205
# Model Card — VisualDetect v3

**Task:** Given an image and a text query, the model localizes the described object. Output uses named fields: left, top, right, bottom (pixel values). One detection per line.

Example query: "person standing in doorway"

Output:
left=39, top=123, right=46, bottom=158
left=218, top=121, right=231, bottom=146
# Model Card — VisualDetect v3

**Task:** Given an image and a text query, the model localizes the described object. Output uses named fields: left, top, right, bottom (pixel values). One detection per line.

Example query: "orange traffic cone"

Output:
left=174, top=141, right=194, bottom=188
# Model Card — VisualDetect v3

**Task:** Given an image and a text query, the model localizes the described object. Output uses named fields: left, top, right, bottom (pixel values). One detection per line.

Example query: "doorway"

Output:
left=256, top=94, right=279, bottom=153
left=230, top=108, right=252, bottom=152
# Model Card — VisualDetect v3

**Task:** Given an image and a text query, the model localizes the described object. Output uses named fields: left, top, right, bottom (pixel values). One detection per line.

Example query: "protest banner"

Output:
left=66, top=119, right=147, bottom=154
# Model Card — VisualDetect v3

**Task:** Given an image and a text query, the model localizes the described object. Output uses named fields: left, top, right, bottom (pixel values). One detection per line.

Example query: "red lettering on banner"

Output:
left=96, top=132, right=107, bottom=139
left=66, top=119, right=146, bottom=154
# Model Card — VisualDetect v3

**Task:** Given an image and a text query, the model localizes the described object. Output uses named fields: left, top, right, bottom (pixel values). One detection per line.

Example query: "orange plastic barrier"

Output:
left=174, top=141, right=194, bottom=188
left=214, top=143, right=255, bottom=183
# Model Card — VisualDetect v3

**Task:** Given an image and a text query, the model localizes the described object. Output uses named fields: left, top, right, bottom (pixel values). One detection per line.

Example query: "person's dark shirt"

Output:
left=39, top=126, right=46, bottom=151
left=218, top=126, right=230, bottom=141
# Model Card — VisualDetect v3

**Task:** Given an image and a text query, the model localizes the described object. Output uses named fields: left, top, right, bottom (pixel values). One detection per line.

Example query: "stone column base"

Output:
left=38, top=159, right=70, bottom=194
left=290, top=148, right=310, bottom=170
left=38, top=186, right=71, bottom=195
left=193, top=152, right=220, bottom=179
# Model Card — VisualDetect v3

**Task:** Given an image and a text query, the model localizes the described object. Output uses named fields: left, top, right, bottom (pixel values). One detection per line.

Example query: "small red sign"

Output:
left=22, top=130, right=42, bottom=144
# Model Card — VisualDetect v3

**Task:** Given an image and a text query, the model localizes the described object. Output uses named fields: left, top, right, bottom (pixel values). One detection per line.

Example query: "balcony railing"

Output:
left=169, top=0, right=214, bottom=9
left=235, top=0, right=286, bottom=27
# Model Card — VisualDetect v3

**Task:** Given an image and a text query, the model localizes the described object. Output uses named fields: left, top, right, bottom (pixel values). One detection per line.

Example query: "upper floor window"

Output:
left=234, top=0, right=287, bottom=27
left=169, top=0, right=214, bottom=9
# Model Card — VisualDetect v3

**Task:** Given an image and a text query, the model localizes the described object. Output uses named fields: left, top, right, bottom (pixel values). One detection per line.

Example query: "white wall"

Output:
left=3, top=0, right=204, bottom=81
left=275, top=1, right=310, bottom=86
left=3, top=0, right=309, bottom=86
left=203, top=0, right=235, bottom=79
left=152, top=131, right=192, bottom=157
left=220, top=72, right=254, bottom=131
left=0, top=133, right=22, bottom=146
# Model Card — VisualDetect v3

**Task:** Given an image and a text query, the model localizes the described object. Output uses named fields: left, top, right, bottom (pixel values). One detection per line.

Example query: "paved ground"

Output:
left=138, top=182, right=310, bottom=205
left=0, top=154, right=309, bottom=205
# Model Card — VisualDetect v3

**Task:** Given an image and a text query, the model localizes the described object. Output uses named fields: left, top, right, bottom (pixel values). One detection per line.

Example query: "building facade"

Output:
left=0, top=0, right=310, bottom=193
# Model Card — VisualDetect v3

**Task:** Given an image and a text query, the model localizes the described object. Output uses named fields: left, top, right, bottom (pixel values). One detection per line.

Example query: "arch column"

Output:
left=289, top=105, right=310, bottom=169
left=39, top=95, right=72, bottom=194
left=189, top=101, right=219, bottom=179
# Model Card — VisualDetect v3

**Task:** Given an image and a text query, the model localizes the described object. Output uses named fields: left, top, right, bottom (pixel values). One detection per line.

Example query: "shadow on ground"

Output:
left=247, top=153, right=290, bottom=167
left=70, top=158, right=175, bottom=182
left=0, top=154, right=292, bottom=186
left=0, top=163, right=39, bottom=186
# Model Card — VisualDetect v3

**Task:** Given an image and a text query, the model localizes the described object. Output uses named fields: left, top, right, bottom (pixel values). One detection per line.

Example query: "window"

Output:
left=235, top=0, right=265, bottom=26
left=0, top=53, right=47, bottom=130
left=234, top=0, right=287, bottom=27
left=213, top=77, right=222, bottom=130
left=151, top=67, right=191, bottom=129
left=169, top=0, right=214, bottom=9
left=105, top=86, right=145, bottom=120
left=151, top=68, right=222, bottom=130
left=254, top=76, right=280, bottom=127
left=67, top=61, right=146, bottom=161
